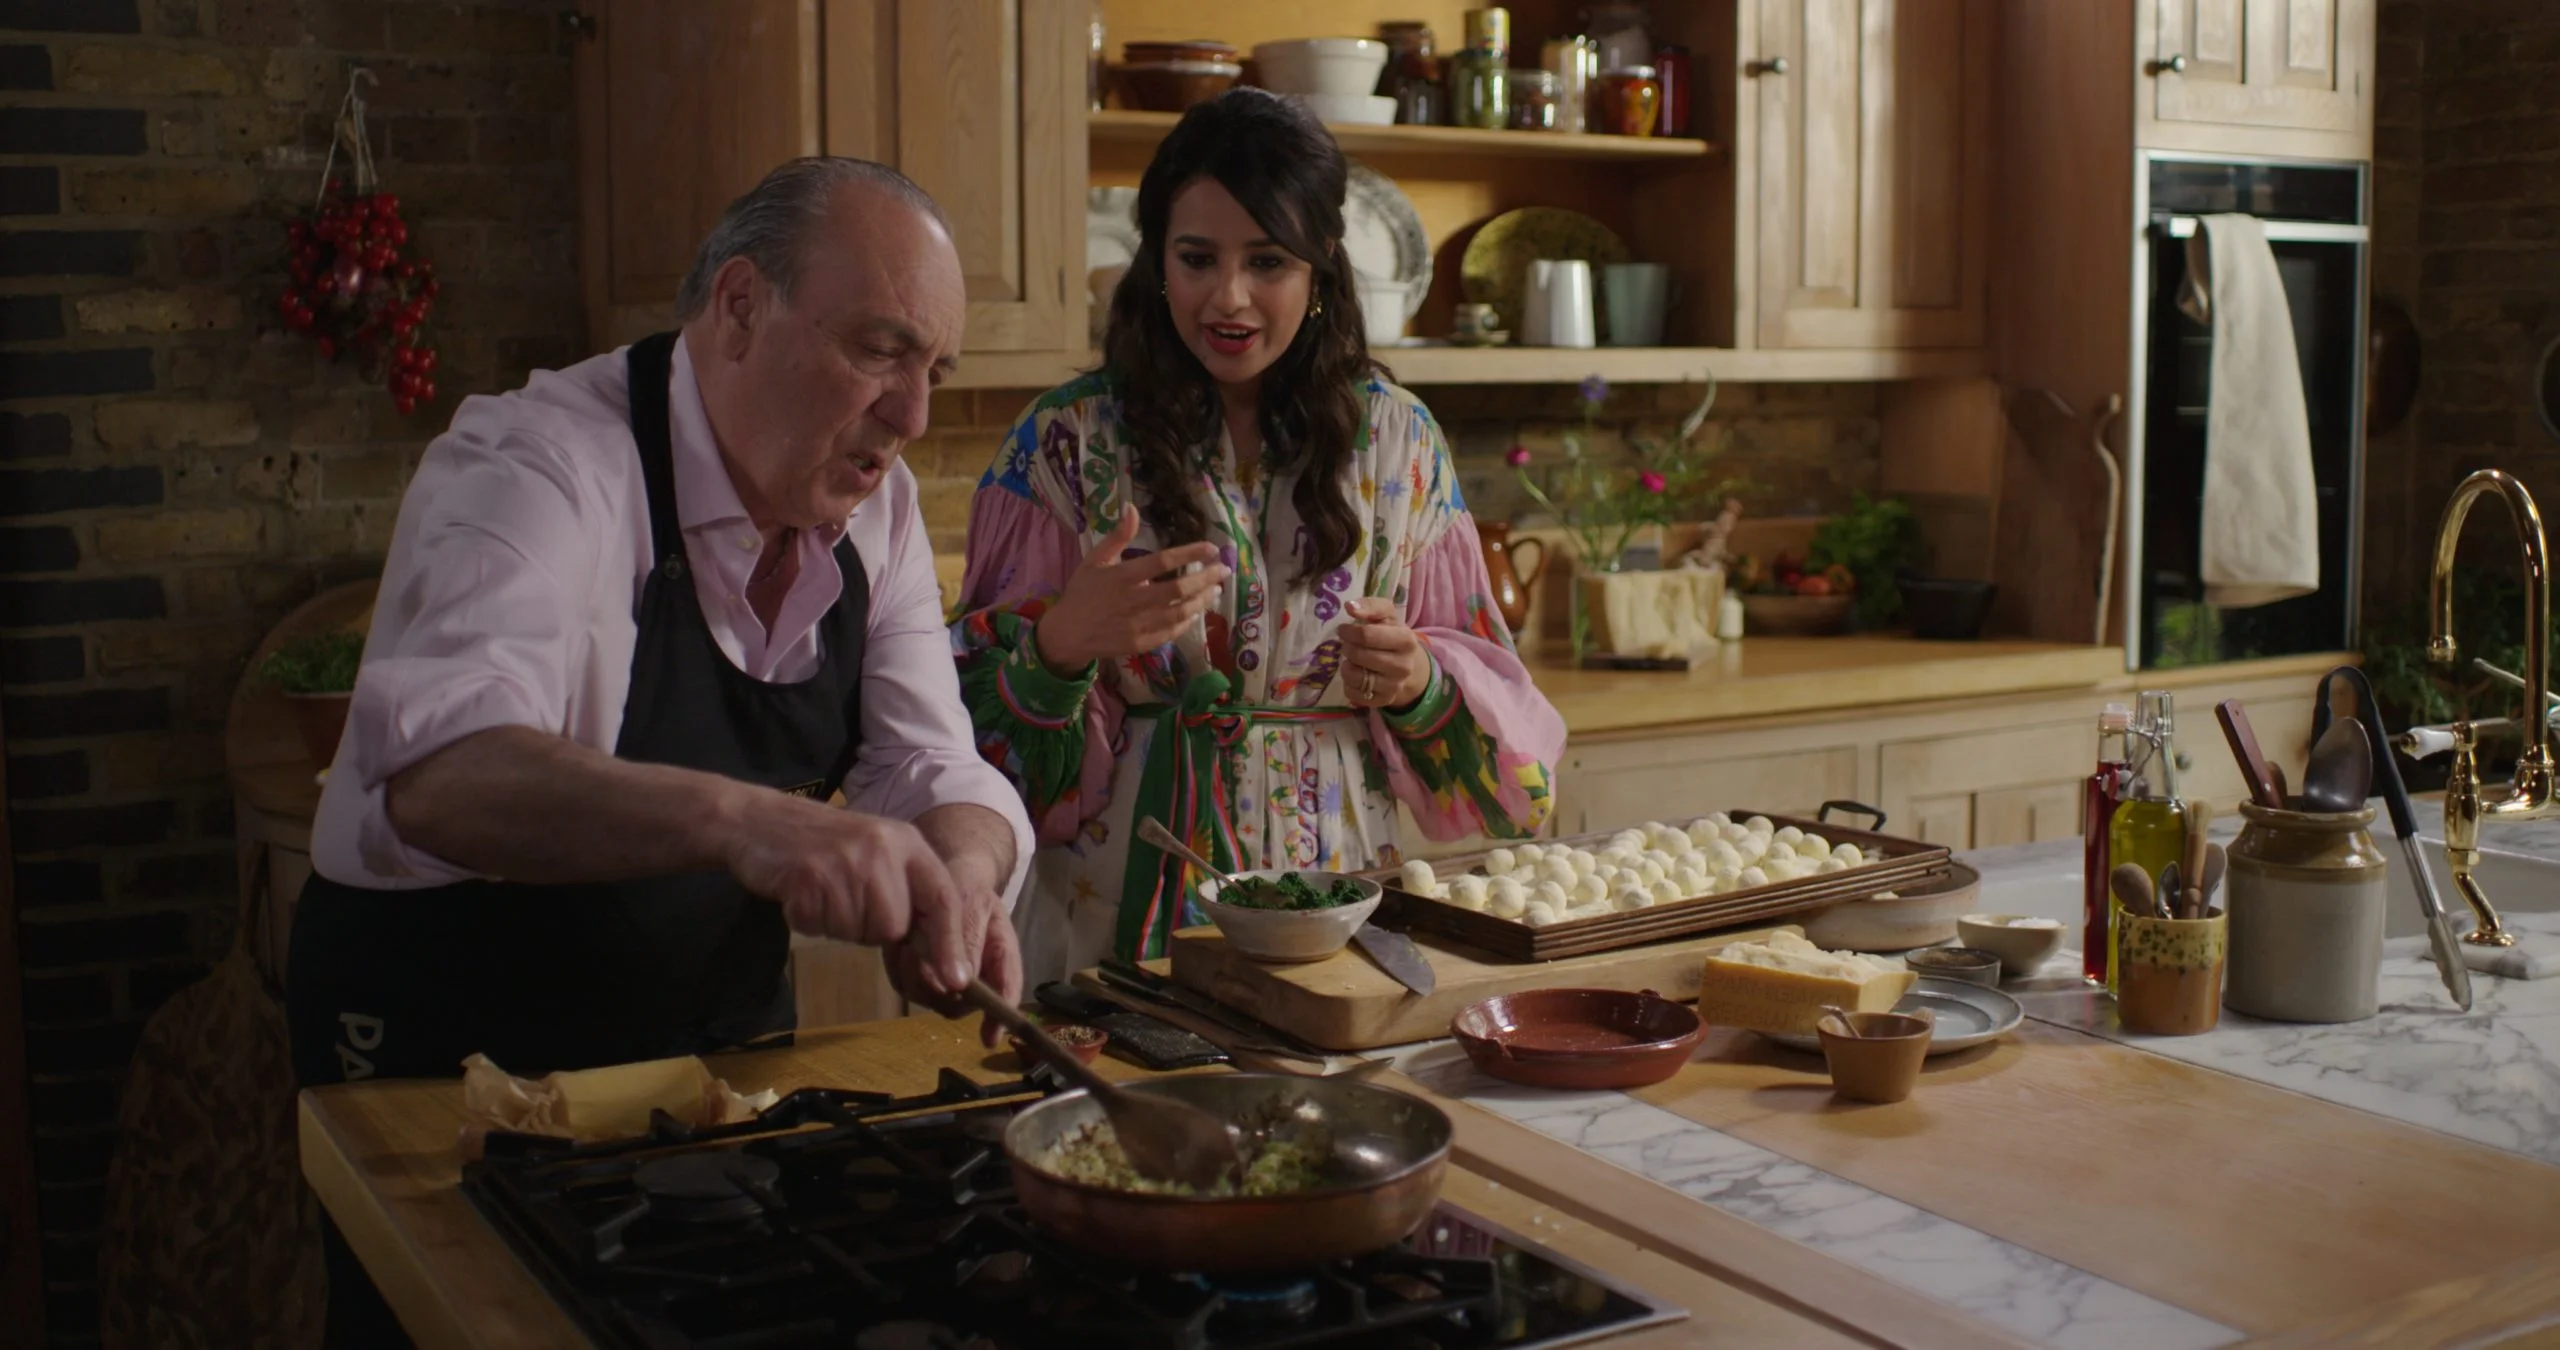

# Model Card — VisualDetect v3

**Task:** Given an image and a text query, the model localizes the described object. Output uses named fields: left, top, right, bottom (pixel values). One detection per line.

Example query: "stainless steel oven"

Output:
left=2127, top=153, right=2369, bottom=670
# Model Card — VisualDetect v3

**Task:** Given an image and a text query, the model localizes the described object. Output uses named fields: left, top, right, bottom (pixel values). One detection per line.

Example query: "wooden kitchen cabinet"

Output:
left=1562, top=735, right=1867, bottom=837
left=2142, top=0, right=2373, bottom=155
left=574, top=0, right=1087, bottom=356
left=1750, top=0, right=1995, bottom=350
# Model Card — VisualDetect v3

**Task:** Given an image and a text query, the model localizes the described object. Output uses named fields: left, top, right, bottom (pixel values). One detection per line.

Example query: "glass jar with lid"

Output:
left=1449, top=7, right=1511, bottom=130
left=1595, top=65, right=1661, bottom=137
left=1508, top=69, right=1559, bottom=130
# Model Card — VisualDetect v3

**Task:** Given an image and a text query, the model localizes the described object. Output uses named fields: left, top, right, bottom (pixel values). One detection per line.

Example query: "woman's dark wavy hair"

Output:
left=1104, top=88, right=1379, bottom=582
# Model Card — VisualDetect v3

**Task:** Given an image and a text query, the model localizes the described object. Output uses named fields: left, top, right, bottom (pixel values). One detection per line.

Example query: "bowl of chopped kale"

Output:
left=1196, top=870, right=1384, bottom=962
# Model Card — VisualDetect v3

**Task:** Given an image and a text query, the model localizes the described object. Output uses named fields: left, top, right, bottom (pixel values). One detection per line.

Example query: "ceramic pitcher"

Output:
left=1479, top=522, right=1548, bottom=634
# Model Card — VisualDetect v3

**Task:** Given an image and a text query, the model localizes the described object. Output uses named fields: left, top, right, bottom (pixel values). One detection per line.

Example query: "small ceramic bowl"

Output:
left=1197, top=871, right=1384, bottom=962
left=1800, top=863, right=1982, bottom=952
left=1816, top=1010, right=1933, bottom=1103
left=1904, top=946, right=2002, bottom=988
left=1008, top=1022, right=1108, bottom=1067
left=1957, top=913, right=2067, bottom=979
left=1450, top=988, right=1707, bottom=1090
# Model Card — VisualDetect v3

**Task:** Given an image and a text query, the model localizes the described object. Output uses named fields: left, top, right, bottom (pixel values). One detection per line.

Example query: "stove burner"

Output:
left=461, top=1076, right=1682, bottom=1349
left=632, top=1151, right=779, bottom=1225
left=1202, top=1277, right=1319, bottom=1333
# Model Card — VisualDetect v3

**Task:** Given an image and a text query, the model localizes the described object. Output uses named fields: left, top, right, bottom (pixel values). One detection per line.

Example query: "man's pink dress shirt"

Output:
left=311, top=334, right=1034, bottom=901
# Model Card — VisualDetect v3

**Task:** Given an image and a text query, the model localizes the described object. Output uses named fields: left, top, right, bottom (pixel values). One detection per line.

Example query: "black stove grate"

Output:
left=461, top=1069, right=1677, bottom=1349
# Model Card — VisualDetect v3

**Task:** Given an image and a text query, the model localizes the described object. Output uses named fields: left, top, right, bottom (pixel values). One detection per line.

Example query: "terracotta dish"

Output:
left=1450, top=988, right=1707, bottom=1090
left=1740, top=592, right=1852, bottom=636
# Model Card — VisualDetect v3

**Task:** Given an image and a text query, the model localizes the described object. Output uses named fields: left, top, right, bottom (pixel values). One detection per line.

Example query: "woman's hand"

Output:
left=1033, top=504, right=1229, bottom=675
left=1340, top=597, right=1434, bottom=710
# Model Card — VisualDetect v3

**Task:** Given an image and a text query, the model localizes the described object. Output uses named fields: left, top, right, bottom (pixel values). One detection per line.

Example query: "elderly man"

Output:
left=292, top=156, right=1027, bottom=1086
left=290, top=156, right=1028, bottom=1340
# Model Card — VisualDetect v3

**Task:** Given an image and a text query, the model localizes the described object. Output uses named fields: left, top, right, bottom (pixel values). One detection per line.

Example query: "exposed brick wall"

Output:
left=906, top=380, right=1883, bottom=559
left=2366, top=0, right=2560, bottom=621
left=0, top=1, right=579, bottom=1341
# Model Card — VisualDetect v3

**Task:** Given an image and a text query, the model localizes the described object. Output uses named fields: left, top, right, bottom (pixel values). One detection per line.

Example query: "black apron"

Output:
left=287, top=330, right=872, bottom=1089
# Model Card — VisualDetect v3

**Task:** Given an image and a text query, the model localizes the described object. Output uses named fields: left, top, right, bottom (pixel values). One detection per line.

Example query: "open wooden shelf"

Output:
left=945, top=345, right=1985, bottom=391
left=1090, top=109, right=1716, bottom=162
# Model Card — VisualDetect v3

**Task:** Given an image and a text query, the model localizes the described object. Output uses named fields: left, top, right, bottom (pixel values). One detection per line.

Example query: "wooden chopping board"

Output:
left=1165, top=922, right=1800, bottom=1051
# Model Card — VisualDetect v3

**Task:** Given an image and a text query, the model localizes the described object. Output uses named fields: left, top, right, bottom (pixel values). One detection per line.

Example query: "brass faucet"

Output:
left=2428, top=468, right=2554, bottom=947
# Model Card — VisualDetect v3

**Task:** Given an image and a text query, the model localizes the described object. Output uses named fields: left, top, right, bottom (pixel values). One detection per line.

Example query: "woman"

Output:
left=952, top=89, right=1564, bottom=981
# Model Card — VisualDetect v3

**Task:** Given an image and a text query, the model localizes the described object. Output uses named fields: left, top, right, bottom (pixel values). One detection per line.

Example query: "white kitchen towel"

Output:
left=2458, top=933, right=2559, bottom=980
left=2177, top=213, right=2320, bottom=608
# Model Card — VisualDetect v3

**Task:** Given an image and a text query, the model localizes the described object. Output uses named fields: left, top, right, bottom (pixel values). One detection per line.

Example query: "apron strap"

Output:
left=624, top=332, right=685, bottom=577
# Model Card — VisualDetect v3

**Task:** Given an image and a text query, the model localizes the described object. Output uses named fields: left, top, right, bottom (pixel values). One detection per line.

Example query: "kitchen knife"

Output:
left=2313, top=665, right=2472, bottom=1011
left=1092, top=962, right=1332, bottom=1062
left=1352, top=924, right=1437, bottom=996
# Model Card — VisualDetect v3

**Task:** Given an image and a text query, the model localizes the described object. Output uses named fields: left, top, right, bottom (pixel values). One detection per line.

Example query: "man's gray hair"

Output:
left=674, top=157, right=948, bottom=320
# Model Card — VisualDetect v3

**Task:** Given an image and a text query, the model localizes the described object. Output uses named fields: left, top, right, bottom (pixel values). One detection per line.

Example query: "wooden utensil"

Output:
left=2110, top=863, right=2154, bottom=920
left=2199, top=844, right=2227, bottom=915
left=2301, top=717, right=2375, bottom=814
left=2216, top=699, right=2286, bottom=809
left=2182, top=804, right=2213, bottom=920
left=961, top=981, right=1242, bottom=1191
left=1822, top=1005, right=1862, bottom=1039
left=2270, top=762, right=2290, bottom=809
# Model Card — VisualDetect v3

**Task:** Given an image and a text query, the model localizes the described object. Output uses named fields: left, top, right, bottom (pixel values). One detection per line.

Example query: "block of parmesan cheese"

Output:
left=1694, top=931, right=1916, bottom=1035
left=462, top=1053, right=769, bottom=1144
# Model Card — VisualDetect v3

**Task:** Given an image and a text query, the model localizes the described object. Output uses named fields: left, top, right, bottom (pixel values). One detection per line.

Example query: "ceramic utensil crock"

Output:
left=2223, top=802, right=2388, bottom=1022
left=2117, top=907, right=2226, bottom=1035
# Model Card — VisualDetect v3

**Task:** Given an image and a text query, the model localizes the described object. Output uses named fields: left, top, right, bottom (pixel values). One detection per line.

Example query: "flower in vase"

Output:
left=1638, top=469, right=1667, bottom=494
left=1580, top=373, right=1610, bottom=406
left=1505, top=445, right=1532, bottom=468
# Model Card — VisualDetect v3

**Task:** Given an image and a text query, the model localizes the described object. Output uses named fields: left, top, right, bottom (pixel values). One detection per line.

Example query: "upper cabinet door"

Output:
left=822, top=0, right=1084, bottom=353
left=2148, top=0, right=2374, bottom=144
left=1753, top=0, right=1992, bottom=350
left=576, top=0, right=823, bottom=350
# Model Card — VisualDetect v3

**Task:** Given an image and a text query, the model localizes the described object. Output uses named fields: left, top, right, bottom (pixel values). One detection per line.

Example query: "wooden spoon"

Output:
left=2110, top=863, right=2154, bottom=920
left=960, top=981, right=1242, bottom=1192
left=2181, top=803, right=2213, bottom=920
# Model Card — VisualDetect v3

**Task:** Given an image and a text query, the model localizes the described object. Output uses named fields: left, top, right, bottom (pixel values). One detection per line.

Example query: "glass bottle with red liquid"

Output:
left=2081, top=702, right=2134, bottom=985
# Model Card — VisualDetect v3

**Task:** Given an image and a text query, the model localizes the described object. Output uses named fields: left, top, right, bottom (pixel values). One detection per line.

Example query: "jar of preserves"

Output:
left=1595, top=64, right=1661, bottom=137
left=1653, top=44, right=1692, bottom=136
left=1508, top=68, right=1559, bottom=130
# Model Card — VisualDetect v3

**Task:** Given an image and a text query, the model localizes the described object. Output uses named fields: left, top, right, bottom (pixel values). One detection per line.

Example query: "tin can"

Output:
left=1463, top=7, right=1510, bottom=56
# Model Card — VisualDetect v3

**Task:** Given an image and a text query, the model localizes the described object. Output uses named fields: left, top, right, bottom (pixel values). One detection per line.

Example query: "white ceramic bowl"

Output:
left=1280, top=91, right=1398, bottom=126
left=1957, top=912, right=2068, bottom=978
left=1798, top=862, right=1982, bottom=952
left=1197, top=870, right=1384, bottom=962
left=1252, top=38, right=1389, bottom=97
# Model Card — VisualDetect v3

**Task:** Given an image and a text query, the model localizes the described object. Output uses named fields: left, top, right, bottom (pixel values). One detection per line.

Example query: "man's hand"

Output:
left=724, top=797, right=977, bottom=969
left=1033, top=504, right=1227, bottom=675
left=901, top=805, right=1025, bottom=1045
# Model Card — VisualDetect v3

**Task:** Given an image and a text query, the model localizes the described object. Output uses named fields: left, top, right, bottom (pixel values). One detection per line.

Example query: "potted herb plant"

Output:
left=1508, top=373, right=1741, bottom=661
left=260, top=629, right=365, bottom=768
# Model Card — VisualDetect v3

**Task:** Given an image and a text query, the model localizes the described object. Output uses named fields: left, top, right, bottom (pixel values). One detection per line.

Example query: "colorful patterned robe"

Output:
left=950, top=371, right=1565, bottom=981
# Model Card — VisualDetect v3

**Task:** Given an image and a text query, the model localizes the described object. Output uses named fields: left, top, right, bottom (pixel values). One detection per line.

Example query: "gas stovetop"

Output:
left=460, top=1068, right=1684, bottom=1349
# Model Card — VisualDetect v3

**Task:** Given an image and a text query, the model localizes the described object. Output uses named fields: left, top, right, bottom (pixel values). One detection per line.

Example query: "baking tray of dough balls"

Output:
left=1395, top=813, right=1880, bottom=929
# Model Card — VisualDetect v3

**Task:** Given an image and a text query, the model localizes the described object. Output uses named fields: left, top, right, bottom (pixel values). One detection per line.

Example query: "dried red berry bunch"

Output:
left=277, top=178, right=441, bottom=415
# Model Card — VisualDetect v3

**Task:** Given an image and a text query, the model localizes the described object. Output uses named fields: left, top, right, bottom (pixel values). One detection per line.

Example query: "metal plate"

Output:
left=1760, top=977, right=2023, bottom=1056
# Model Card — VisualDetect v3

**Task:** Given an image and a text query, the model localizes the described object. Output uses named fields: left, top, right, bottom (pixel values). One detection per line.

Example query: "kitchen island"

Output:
left=302, top=842, right=2560, bottom=1348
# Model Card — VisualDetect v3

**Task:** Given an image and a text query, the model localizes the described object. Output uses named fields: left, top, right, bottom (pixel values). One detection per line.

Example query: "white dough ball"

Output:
left=1818, top=857, right=1849, bottom=874
left=1523, top=900, right=1563, bottom=927
left=1737, top=866, right=1770, bottom=889
left=1399, top=860, right=1438, bottom=895
left=1635, top=858, right=1666, bottom=886
left=1707, top=840, right=1744, bottom=870
left=1707, top=811, right=1733, bottom=827
left=1450, top=876, right=1492, bottom=910
left=1567, top=900, right=1614, bottom=921
left=1570, top=850, right=1599, bottom=879
left=1614, top=889, right=1655, bottom=912
left=1802, top=834, right=1830, bottom=856
left=1833, top=844, right=1865, bottom=867
left=1764, top=840, right=1798, bottom=863
left=1517, top=843, right=1548, bottom=864
left=1532, top=879, right=1570, bottom=909
left=1650, top=877, right=1685, bottom=906
left=1488, top=877, right=1529, bottom=917
left=1774, top=825, right=1805, bottom=846
left=1720, top=821, right=1754, bottom=845
left=1572, top=874, right=1609, bottom=906
left=1610, top=829, right=1646, bottom=851
left=1682, top=820, right=1717, bottom=847
left=1746, top=815, right=1775, bottom=836
left=1540, top=857, right=1579, bottom=889
left=1485, top=848, right=1517, bottom=877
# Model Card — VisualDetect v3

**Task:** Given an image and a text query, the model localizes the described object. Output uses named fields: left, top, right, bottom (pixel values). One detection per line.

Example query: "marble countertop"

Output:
left=1384, top=831, right=2560, bottom=1349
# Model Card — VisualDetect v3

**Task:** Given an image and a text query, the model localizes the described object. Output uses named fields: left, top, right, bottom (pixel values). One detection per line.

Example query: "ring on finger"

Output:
left=1359, top=669, right=1379, bottom=703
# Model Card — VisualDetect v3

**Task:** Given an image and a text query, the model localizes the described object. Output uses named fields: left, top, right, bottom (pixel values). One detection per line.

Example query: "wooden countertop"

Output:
left=1530, top=637, right=2128, bottom=735
left=298, top=1017, right=2013, bottom=1349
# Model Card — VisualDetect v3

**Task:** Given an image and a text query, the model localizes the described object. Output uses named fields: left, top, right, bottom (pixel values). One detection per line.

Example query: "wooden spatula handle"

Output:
left=2216, top=700, right=2285, bottom=809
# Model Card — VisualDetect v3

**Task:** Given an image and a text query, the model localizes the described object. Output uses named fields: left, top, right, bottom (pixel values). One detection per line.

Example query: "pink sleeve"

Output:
left=953, top=487, right=1127, bottom=846
left=327, top=423, right=606, bottom=885
left=842, top=467, right=1037, bottom=905
left=1367, top=515, right=1566, bottom=841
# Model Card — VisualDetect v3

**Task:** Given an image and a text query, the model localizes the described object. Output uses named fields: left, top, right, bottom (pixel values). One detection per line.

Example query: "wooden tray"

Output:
left=1367, top=808, right=1951, bottom=960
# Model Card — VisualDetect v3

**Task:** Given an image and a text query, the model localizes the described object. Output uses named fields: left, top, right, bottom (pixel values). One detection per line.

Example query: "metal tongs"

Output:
left=2315, top=666, right=2472, bottom=1011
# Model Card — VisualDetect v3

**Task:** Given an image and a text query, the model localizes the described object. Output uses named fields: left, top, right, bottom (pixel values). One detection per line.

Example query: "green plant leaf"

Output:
left=1807, top=493, right=1920, bottom=628
left=259, top=630, right=364, bottom=695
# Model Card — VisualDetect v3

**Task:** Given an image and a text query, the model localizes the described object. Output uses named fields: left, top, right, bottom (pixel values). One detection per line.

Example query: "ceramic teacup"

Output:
left=1816, top=1010, right=1933, bottom=1103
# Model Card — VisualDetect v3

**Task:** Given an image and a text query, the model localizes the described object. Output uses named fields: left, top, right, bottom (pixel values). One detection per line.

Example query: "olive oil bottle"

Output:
left=2106, top=690, right=2188, bottom=993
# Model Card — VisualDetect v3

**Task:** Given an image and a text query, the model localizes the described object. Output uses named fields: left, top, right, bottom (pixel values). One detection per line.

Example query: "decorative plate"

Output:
left=1461, top=206, right=1629, bottom=338
left=1759, top=977, right=2023, bottom=1056
left=1344, top=163, right=1429, bottom=322
left=1086, top=186, right=1141, bottom=275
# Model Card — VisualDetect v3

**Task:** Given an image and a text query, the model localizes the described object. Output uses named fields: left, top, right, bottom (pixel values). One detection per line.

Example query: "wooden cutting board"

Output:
left=1164, top=922, right=1800, bottom=1051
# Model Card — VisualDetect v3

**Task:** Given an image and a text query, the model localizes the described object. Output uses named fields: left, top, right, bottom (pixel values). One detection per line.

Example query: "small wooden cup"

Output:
left=1816, top=1011, right=1933, bottom=1103
left=2117, top=906, right=2227, bottom=1035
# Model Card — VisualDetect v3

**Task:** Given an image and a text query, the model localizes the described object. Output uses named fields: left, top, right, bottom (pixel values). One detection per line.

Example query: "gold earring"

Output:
left=1311, top=296, right=1324, bottom=317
